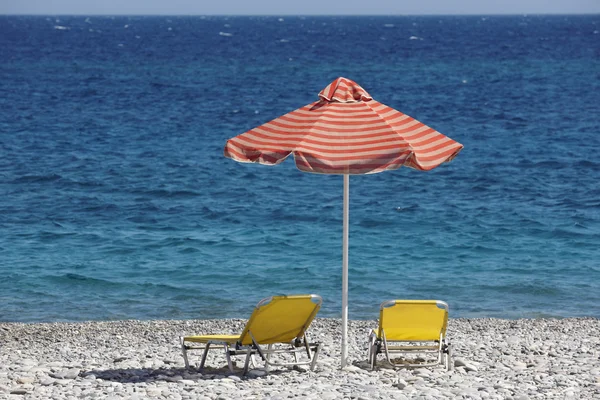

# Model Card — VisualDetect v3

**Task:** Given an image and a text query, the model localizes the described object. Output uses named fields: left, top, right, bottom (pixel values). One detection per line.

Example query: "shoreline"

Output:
left=1, top=317, right=599, bottom=399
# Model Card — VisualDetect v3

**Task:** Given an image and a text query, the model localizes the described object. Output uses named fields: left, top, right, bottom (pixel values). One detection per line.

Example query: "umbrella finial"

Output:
left=318, top=77, right=373, bottom=103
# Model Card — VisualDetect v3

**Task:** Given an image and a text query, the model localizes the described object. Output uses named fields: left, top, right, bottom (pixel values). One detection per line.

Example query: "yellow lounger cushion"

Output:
left=183, top=334, right=240, bottom=344
left=379, top=300, right=448, bottom=342
left=237, top=294, right=320, bottom=345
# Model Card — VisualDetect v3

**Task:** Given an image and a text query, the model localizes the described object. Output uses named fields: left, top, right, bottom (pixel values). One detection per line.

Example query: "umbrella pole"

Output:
left=341, top=174, right=349, bottom=368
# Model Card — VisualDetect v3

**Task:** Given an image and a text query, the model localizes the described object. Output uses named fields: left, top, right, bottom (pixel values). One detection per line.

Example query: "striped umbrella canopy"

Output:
left=224, top=77, right=463, bottom=367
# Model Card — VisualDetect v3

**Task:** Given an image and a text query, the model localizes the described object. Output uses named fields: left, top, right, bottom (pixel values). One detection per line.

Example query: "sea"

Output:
left=1, top=15, right=599, bottom=322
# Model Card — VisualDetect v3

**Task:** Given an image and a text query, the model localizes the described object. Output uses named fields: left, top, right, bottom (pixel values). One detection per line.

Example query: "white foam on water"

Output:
left=219, top=32, right=233, bottom=37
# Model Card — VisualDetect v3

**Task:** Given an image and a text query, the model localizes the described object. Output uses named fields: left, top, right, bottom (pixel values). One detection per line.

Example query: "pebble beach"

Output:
left=1, top=317, right=599, bottom=399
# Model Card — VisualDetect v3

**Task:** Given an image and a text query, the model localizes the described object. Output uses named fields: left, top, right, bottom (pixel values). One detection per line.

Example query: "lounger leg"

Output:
left=293, top=345, right=300, bottom=364
left=381, top=330, right=391, bottom=368
left=304, top=334, right=313, bottom=358
left=224, top=345, right=234, bottom=373
left=436, top=337, right=443, bottom=366
left=370, top=343, right=377, bottom=370
left=310, top=343, right=321, bottom=371
left=367, top=333, right=377, bottom=370
left=181, top=338, right=190, bottom=369
left=200, top=343, right=211, bottom=369
left=242, top=347, right=253, bottom=375
left=264, top=344, right=273, bottom=371
left=445, top=344, right=453, bottom=371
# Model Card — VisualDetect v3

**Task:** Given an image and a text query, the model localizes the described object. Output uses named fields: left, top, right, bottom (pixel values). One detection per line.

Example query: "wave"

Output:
left=128, top=189, right=200, bottom=199
left=12, top=174, right=62, bottom=183
left=47, top=273, right=125, bottom=288
left=575, top=160, right=600, bottom=170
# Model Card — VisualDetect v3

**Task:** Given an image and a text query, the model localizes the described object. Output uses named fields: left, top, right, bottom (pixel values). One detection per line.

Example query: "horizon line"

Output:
left=2, top=12, right=599, bottom=17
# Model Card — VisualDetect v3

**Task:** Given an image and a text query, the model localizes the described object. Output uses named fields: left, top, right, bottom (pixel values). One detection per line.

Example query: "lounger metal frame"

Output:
left=367, top=300, right=452, bottom=371
left=181, top=331, right=321, bottom=375
left=181, top=294, right=322, bottom=375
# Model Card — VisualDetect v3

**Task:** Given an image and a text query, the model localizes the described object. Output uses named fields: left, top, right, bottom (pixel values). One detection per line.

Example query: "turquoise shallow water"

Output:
left=0, top=15, right=599, bottom=322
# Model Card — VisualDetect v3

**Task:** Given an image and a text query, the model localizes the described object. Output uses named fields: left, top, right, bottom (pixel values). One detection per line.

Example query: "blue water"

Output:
left=1, top=15, right=599, bottom=322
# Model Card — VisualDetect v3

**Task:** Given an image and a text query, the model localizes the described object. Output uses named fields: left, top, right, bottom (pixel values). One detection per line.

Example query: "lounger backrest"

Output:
left=238, top=294, right=322, bottom=345
left=378, top=300, right=448, bottom=341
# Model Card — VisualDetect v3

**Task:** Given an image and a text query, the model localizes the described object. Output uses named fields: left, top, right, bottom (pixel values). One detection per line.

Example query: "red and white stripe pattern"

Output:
left=224, top=77, right=463, bottom=174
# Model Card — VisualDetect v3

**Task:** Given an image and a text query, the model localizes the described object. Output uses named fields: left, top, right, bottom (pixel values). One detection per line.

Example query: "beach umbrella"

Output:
left=224, top=77, right=463, bottom=367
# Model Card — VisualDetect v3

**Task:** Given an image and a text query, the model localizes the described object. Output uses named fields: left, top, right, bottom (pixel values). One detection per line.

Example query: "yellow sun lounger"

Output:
left=181, top=294, right=323, bottom=375
left=367, top=300, right=452, bottom=370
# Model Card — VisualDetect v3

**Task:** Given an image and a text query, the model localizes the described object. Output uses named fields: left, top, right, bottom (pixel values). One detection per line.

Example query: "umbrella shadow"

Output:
left=309, top=101, right=327, bottom=111
left=81, top=366, right=286, bottom=383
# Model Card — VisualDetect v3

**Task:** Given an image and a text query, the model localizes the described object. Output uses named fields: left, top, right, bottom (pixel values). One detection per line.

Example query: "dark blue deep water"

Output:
left=1, top=15, right=599, bottom=322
